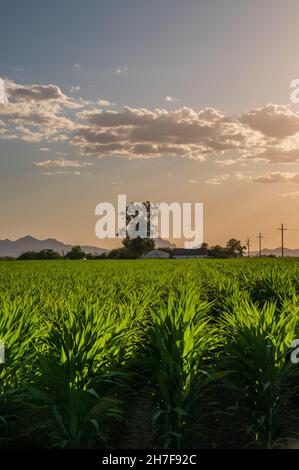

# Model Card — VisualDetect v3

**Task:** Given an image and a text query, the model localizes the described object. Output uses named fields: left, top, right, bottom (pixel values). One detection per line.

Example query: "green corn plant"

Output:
left=219, top=300, right=299, bottom=448
left=243, top=270, right=297, bottom=310
left=0, top=296, right=40, bottom=392
left=202, top=270, right=250, bottom=317
left=142, top=286, right=220, bottom=448
left=0, top=296, right=41, bottom=447
left=26, top=299, right=144, bottom=448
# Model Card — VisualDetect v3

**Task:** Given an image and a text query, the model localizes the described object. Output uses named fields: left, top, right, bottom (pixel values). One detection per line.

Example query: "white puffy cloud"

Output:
left=165, top=96, right=178, bottom=102
left=97, top=99, right=111, bottom=106
left=239, top=104, right=299, bottom=139
left=6, top=82, right=66, bottom=102
left=0, top=80, right=80, bottom=142
left=73, top=106, right=250, bottom=159
left=4, top=80, right=299, bottom=167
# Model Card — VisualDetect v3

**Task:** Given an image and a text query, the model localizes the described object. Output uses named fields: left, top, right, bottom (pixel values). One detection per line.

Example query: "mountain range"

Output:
left=0, top=236, right=106, bottom=258
left=252, top=247, right=299, bottom=257
left=0, top=236, right=176, bottom=258
left=1, top=236, right=297, bottom=258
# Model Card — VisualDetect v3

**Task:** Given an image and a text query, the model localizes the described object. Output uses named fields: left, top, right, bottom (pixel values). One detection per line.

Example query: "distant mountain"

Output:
left=0, top=236, right=107, bottom=258
left=252, top=247, right=299, bottom=257
left=0, top=235, right=176, bottom=258
left=3, top=237, right=297, bottom=258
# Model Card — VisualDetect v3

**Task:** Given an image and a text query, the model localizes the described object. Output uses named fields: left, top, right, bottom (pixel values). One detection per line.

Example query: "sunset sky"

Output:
left=1, top=0, right=299, bottom=249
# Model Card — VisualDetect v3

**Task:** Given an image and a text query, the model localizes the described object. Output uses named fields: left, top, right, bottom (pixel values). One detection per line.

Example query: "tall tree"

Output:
left=226, top=239, right=246, bottom=258
left=121, top=201, right=155, bottom=257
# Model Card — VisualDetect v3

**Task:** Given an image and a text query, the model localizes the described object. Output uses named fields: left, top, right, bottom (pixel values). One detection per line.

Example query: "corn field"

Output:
left=0, top=259, right=299, bottom=449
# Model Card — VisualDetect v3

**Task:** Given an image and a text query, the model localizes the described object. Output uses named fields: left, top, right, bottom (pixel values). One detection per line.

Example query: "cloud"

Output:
left=5, top=80, right=80, bottom=109
left=5, top=80, right=81, bottom=109
left=0, top=83, right=282, bottom=160
left=253, top=172, right=299, bottom=184
left=35, top=159, right=94, bottom=168
left=73, top=106, right=250, bottom=159
left=5, top=81, right=77, bottom=106
left=234, top=171, right=252, bottom=181
left=165, top=96, right=178, bottom=102
left=41, top=170, right=84, bottom=176
left=113, top=66, right=128, bottom=75
left=215, top=159, right=236, bottom=166
left=9, top=83, right=60, bottom=101
left=97, top=99, right=111, bottom=106
left=4, top=79, right=299, bottom=166
left=282, top=191, right=299, bottom=198
left=239, top=104, right=299, bottom=139
left=70, top=85, right=80, bottom=93
left=0, top=80, right=81, bottom=142
left=206, top=174, right=230, bottom=185
left=242, top=147, right=299, bottom=163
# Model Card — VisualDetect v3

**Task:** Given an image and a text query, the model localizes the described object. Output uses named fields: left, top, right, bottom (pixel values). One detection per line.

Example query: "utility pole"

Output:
left=256, top=232, right=264, bottom=257
left=277, top=224, right=287, bottom=258
left=246, top=238, right=251, bottom=258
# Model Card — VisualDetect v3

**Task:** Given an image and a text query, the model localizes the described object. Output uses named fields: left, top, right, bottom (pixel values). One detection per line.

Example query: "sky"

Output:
left=1, top=0, right=299, bottom=249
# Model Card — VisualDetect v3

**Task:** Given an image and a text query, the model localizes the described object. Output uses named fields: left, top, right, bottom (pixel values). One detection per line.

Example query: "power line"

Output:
left=256, top=232, right=264, bottom=257
left=277, top=224, right=287, bottom=258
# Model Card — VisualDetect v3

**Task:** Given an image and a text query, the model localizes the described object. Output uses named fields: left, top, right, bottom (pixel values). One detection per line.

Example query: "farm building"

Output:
left=143, top=250, right=169, bottom=259
left=173, top=248, right=207, bottom=259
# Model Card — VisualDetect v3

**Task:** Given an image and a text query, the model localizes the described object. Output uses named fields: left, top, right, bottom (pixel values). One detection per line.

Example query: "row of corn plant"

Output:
left=23, top=296, right=150, bottom=448
left=141, top=285, right=221, bottom=448
left=218, top=300, right=299, bottom=448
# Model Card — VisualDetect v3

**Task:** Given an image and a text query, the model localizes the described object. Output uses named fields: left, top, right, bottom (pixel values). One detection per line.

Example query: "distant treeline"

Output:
left=17, top=246, right=106, bottom=260
left=0, top=237, right=279, bottom=260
